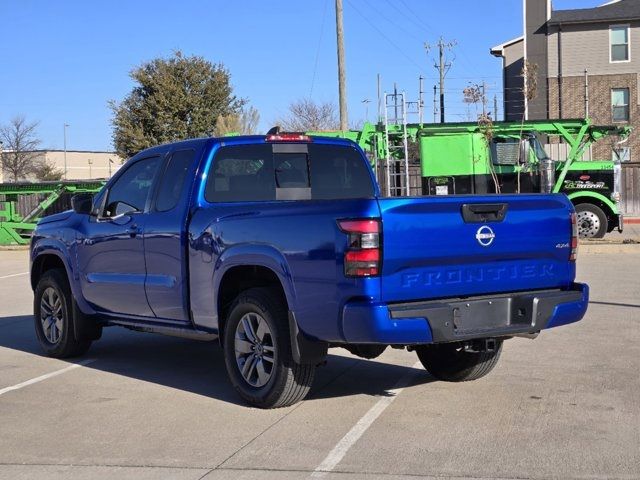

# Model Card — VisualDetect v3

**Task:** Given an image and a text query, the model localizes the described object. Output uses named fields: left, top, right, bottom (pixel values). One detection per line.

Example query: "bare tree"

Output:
left=1, top=116, right=42, bottom=182
left=463, top=83, right=486, bottom=121
left=276, top=99, right=340, bottom=131
left=214, top=106, right=261, bottom=136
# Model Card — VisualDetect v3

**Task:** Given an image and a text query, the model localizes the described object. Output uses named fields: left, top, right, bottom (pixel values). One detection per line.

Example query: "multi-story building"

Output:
left=491, top=0, right=639, bottom=163
left=491, top=0, right=640, bottom=214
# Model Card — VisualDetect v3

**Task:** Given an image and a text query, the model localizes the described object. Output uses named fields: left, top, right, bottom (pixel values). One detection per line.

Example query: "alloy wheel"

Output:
left=40, top=287, right=64, bottom=344
left=234, top=312, right=275, bottom=388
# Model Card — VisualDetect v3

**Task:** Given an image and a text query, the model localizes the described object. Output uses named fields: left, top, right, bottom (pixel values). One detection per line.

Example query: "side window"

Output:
left=155, top=149, right=194, bottom=212
left=104, top=156, right=161, bottom=217
left=205, top=145, right=274, bottom=202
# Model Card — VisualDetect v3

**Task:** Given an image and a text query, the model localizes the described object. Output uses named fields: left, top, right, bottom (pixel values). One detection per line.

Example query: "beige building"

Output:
left=0, top=150, right=123, bottom=183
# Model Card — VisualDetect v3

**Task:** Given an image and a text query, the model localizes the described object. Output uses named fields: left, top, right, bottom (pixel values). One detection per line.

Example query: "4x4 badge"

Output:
left=476, top=225, right=495, bottom=247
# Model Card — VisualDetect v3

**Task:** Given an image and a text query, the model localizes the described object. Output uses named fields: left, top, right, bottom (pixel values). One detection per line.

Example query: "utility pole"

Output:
left=377, top=73, right=382, bottom=124
left=393, top=83, right=399, bottom=122
left=335, top=0, right=348, bottom=130
left=481, top=81, right=487, bottom=117
left=362, top=99, right=371, bottom=122
left=494, top=94, right=498, bottom=121
left=426, top=37, right=456, bottom=123
left=584, top=69, right=589, bottom=118
left=433, top=84, right=437, bottom=123
left=418, top=75, right=424, bottom=124
left=63, top=123, right=69, bottom=180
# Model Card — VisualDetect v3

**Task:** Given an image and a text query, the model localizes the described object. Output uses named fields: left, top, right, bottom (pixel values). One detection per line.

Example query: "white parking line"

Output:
left=0, top=272, right=28, bottom=280
left=0, top=359, right=96, bottom=397
left=310, top=361, right=421, bottom=478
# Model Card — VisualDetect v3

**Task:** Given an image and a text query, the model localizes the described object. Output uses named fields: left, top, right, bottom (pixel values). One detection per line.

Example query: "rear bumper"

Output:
left=341, top=283, right=589, bottom=344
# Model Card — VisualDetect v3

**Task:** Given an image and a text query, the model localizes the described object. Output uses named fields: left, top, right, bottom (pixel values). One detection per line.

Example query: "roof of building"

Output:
left=490, top=35, right=524, bottom=57
left=548, top=0, right=640, bottom=25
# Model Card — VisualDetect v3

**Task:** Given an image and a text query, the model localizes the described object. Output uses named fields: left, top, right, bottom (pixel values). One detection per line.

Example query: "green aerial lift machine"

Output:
left=309, top=118, right=629, bottom=238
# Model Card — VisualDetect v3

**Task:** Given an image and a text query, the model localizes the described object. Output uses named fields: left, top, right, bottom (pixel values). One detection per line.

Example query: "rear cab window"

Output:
left=204, top=142, right=374, bottom=202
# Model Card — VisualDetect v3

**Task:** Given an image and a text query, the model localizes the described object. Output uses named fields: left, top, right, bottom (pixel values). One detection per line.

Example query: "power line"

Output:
left=309, top=0, right=330, bottom=98
left=383, top=0, right=435, bottom=38
left=366, top=0, right=424, bottom=44
left=344, top=0, right=425, bottom=71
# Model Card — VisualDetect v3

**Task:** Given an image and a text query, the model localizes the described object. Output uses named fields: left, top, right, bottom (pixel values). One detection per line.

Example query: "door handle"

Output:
left=127, top=224, right=140, bottom=237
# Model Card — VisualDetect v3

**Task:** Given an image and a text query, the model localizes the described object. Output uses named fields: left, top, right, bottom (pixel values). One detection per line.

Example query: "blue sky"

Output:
left=1, top=0, right=604, bottom=152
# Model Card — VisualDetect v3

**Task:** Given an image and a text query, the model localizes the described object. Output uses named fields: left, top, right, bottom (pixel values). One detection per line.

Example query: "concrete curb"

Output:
left=580, top=242, right=640, bottom=254
left=0, top=245, right=29, bottom=251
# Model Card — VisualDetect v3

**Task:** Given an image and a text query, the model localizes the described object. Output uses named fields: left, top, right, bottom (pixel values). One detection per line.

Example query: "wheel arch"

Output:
left=31, top=241, right=96, bottom=315
left=213, top=244, right=296, bottom=339
left=567, top=191, right=618, bottom=231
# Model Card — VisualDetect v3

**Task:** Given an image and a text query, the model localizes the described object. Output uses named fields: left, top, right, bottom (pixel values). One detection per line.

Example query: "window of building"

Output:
left=613, top=147, right=631, bottom=163
left=612, top=88, right=630, bottom=122
left=610, top=25, right=630, bottom=62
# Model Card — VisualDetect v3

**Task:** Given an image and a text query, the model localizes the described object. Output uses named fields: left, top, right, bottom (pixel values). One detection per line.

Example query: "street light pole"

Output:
left=63, top=123, right=69, bottom=180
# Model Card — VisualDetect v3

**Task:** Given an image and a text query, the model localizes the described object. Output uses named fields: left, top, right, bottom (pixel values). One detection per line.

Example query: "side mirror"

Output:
left=71, top=193, right=94, bottom=215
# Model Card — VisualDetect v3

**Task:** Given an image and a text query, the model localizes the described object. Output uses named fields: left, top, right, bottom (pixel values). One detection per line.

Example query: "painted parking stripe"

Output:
left=0, top=359, right=96, bottom=397
left=311, top=361, right=421, bottom=478
left=0, top=272, right=28, bottom=280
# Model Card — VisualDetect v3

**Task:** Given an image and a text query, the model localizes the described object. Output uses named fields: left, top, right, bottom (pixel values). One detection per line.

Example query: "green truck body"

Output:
left=309, top=118, right=629, bottom=238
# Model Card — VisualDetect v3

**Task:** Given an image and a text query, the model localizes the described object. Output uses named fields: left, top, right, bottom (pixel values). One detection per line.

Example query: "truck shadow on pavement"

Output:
left=0, top=315, right=433, bottom=407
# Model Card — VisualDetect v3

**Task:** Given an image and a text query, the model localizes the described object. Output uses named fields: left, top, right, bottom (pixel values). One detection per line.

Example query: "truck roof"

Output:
left=131, top=134, right=360, bottom=160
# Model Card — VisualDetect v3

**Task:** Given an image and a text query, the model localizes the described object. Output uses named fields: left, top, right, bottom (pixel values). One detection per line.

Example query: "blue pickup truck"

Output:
left=30, top=133, right=589, bottom=408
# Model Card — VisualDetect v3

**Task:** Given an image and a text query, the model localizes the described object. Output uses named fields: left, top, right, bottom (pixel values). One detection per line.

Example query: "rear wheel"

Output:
left=33, top=269, right=92, bottom=358
left=575, top=203, right=607, bottom=239
left=415, top=340, right=503, bottom=382
left=223, top=287, right=315, bottom=408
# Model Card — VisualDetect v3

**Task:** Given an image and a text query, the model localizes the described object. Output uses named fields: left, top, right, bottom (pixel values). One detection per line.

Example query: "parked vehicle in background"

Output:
left=30, top=132, right=589, bottom=408
left=309, top=118, right=630, bottom=238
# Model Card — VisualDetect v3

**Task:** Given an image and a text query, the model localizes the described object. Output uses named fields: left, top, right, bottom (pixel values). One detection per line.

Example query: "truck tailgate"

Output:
left=378, top=194, right=575, bottom=303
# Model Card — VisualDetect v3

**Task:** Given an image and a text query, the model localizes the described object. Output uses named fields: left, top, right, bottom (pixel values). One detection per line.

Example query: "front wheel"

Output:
left=223, top=287, right=315, bottom=408
left=575, top=203, right=608, bottom=238
left=415, top=340, right=503, bottom=382
left=33, top=269, right=92, bottom=358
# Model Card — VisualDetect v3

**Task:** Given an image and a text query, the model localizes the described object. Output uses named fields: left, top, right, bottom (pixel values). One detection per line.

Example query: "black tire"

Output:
left=575, top=203, right=608, bottom=239
left=223, top=287, right=315, bottom=408
left=33, top=269, right=92, bottom=358
left=415, top=340, right=503, bottom=382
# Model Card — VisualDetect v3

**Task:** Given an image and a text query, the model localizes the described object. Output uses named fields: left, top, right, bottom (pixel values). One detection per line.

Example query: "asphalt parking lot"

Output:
left=0, top=248, right=639, bottom=480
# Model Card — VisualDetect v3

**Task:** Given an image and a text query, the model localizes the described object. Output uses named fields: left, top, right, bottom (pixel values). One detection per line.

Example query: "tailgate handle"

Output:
left=461, top=203, right=508, bottom=223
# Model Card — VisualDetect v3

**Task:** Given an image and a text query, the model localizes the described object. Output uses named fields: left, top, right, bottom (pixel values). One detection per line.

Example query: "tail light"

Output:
left=338, top=219, right=381, bottom=277
left=570, top=212, right=578, bottom=261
